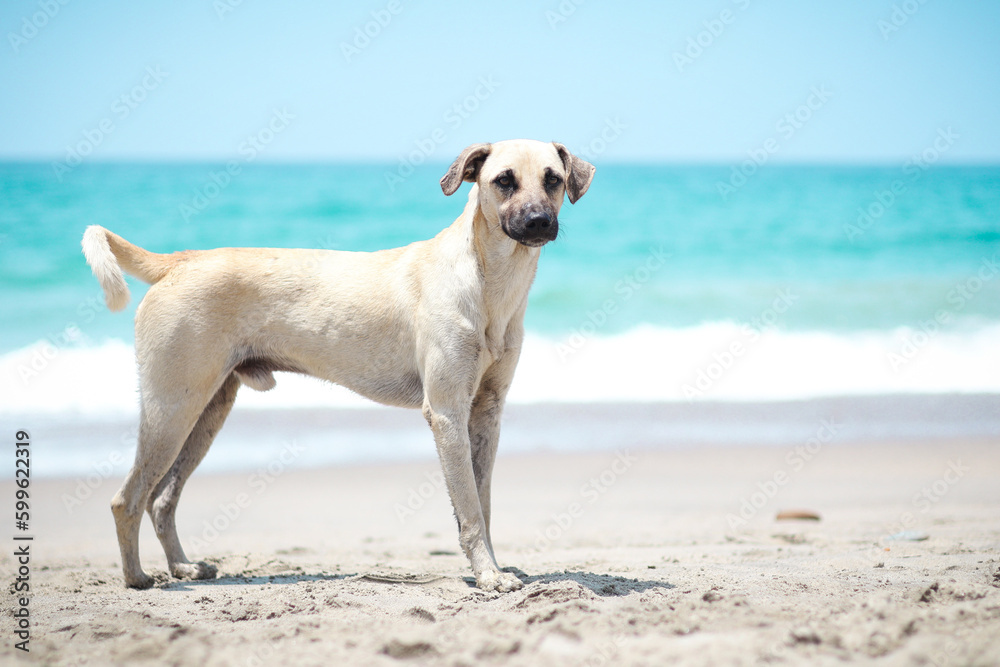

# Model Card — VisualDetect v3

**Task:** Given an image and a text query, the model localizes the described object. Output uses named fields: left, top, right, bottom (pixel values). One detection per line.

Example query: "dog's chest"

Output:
left=480, top=262, right=535, bottom=361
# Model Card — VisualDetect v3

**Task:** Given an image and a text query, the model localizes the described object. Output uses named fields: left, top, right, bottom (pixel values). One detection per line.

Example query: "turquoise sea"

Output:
left=1, top=160, right=999, bottom=416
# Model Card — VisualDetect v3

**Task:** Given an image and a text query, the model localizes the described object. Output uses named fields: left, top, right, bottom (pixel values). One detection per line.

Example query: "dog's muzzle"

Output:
left=504, top=210, right=559, bottom=247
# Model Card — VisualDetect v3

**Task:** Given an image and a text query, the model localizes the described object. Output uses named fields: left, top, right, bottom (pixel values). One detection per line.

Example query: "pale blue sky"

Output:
left=2, top=1, right=998, bottom=163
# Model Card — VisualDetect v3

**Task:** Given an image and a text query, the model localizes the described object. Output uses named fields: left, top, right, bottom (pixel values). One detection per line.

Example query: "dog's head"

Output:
left=440, top=140, right=595, bottom=247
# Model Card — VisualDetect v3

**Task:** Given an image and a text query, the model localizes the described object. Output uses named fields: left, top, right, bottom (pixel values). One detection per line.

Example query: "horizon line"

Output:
left=2, top=157, right=999, bottom=168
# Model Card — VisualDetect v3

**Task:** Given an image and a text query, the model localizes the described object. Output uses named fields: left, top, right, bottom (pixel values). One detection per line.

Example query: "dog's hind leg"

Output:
left=147, top=373, right=240, bottom=581
left=111, top=366, right=225, bottom=589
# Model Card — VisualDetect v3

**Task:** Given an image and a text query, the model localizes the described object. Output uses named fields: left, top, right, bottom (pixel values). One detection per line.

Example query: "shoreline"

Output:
left=8, top=393, right=1000, bottom=479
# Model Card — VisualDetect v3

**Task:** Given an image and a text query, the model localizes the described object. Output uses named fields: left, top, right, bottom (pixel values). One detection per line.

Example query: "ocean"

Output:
left=2, top=161, right=998, bottom=476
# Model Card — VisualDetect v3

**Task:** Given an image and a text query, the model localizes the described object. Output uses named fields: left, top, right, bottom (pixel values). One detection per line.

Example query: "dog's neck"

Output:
left=444, top=185, right=541, bottom=354
left=461, top=184, right=540, bottom=283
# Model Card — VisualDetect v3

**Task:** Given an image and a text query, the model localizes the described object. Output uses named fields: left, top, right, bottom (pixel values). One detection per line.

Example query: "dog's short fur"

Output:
left=82, top=139, right=595, bottom=591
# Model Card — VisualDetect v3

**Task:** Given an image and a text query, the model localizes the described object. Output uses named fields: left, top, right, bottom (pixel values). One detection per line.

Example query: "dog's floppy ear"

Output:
left=440, top=143, right=492, bottom=196
left=553, top=143, right=596, bottom=204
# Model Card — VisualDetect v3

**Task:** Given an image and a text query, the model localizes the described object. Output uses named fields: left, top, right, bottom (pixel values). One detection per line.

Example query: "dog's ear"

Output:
left=440, top=143, right=492, bottom=196
left=553, top=143, right=596, bottom=204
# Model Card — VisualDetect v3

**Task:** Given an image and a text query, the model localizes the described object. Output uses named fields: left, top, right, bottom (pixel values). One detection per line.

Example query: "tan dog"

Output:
left=82, top=139, right=595, bottom=592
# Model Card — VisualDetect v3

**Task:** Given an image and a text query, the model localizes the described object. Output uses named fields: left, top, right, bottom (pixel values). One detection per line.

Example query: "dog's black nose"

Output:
left=524, top=212, right=551, bottom=230
left=505, top=209, right=558, bottom=246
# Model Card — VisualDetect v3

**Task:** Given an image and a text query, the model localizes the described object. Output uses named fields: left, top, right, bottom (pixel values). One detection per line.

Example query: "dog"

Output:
left=82, top=139, right=595, bottom=592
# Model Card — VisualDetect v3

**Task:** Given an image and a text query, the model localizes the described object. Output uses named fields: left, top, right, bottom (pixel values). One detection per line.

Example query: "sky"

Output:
left=1, top=0, right=998, bottom=164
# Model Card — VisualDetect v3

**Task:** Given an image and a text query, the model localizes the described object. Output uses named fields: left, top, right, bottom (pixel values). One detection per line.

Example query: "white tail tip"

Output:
left=81, top=225, right=130, bottom=312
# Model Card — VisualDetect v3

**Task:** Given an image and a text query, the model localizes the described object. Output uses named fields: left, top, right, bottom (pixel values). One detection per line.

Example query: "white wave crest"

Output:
left=3, top=321, right=999, bottom=418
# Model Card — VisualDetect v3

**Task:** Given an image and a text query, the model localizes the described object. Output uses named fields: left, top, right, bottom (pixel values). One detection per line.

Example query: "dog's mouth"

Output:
left=501, top=215, right=559, bottom=247
left=516, top=237, right=552, bottom=248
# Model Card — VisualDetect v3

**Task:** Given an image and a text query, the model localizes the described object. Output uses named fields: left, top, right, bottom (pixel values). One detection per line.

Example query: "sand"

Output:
left=2, top=409, right=999, bottom=665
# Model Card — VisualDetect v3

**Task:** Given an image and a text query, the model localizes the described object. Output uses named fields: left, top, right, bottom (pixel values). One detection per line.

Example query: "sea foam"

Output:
left=3, top=321, right=998, bottom=418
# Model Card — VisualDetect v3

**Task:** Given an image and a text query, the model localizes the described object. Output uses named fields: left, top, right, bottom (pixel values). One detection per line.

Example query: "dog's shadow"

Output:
left=160, top=571, right=352, bottom=591
left=162, top=565, right=673, bottom=598
left=496, top=567, right=675, bottom=597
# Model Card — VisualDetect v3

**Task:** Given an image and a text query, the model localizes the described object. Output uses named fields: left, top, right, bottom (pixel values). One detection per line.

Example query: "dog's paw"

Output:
left=171, top=561, right=218, bottom=581
left=125, top=572, right=156, bottom=590
left=476, top=569, right=523, bottom=593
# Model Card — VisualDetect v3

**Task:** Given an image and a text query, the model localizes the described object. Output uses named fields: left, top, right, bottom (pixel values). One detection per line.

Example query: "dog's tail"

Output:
left=81, top=225, right=180, bottom=312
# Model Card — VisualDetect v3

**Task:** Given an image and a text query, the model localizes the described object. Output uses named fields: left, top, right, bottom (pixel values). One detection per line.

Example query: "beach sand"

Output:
left=2, top=406, right=999, bottom=666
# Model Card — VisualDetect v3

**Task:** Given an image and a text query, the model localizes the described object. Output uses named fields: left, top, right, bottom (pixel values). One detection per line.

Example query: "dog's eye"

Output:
left=545, top=174, right=562, bottom=187
left=496, top=175, right=512, bottom=188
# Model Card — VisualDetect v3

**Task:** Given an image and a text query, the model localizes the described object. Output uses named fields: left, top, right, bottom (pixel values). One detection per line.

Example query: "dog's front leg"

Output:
left=468, top=348, right=520, bottom=562
left=423, top=386, right=522, bottom=592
